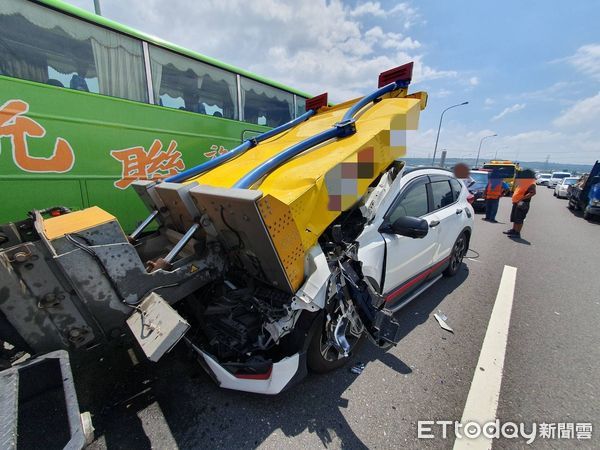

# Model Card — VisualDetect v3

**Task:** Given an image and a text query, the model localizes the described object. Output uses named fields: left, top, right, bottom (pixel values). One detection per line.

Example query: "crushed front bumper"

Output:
left=196, top=349, right=306, bottom=395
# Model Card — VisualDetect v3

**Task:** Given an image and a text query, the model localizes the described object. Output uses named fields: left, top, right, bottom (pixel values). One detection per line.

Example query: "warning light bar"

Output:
left=306, top=93, right=328, bottom=112
left=378, top=62, right=414, bottom=88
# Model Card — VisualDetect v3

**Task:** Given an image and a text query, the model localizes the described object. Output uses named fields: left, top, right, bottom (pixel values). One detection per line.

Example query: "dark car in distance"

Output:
left=466, top=170, right=489, bottom=211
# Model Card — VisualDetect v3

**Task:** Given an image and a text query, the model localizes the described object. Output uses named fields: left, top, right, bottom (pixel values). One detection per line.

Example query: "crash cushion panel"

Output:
left=258, top=195, right=305, bottom=292
left=43, top=206, right=115, bottom=240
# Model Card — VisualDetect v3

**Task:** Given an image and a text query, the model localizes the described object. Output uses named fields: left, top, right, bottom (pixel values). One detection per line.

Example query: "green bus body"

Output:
left=0, top=0, right=309, bottom=231
left=1, top=75, right=269, bottom=230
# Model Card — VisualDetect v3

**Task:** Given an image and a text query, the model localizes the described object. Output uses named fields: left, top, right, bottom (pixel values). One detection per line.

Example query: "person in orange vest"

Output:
left=503, top=169, right=537, bottom=238
left=483, top=168, right=503, bottom=222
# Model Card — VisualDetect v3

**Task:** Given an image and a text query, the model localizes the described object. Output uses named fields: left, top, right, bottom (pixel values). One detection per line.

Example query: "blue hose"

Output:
left=234, top=128, right=339, bottom=189
left=233, top=81, right=404, bottom=189
left=341, top=81, right=402, bottom=122
left=165, top=109, right=316, bottom=183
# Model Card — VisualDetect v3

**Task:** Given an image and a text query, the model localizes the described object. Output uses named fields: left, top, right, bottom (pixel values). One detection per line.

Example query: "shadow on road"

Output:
left=566, top=204, right=600, bottom=224
left=75, top=265, right=470, bottom=450
left=508, top=236, right=532, bottom=245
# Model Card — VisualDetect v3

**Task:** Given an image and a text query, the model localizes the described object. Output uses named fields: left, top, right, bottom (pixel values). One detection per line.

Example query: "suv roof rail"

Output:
left=404, top=165, right=453, bottom=174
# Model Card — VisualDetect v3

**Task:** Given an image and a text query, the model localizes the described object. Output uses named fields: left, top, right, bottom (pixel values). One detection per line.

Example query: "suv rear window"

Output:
left=450, top=178, right=463, bottom=201
left=430, top=180, right=454, bottom=211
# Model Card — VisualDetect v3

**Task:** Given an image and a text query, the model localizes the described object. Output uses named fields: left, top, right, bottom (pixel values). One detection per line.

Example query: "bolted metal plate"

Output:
left=0, top=242, right=95, bottom=353
left=153, top=182, right=201, bottom=233
left=258, top=195, right=305, bottom=292
left=189, top=184, right=294, bottom=293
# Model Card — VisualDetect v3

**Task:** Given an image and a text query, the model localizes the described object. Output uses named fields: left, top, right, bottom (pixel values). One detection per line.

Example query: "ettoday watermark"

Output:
left=417, top=420, right=593, bottom=444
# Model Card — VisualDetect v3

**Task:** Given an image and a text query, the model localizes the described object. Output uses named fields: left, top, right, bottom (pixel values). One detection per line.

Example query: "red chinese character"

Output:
left=203, top=144, right=229, bottom=160
left=0, top=99, right=74, bottom=173
left=111, top=139, right=185, bottom=189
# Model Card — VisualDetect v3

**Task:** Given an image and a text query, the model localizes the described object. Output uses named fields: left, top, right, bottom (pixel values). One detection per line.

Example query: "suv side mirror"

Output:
left=379, top=216, right=429, bottom=239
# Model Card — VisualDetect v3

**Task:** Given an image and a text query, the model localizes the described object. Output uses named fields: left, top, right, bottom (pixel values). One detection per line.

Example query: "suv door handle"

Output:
left=429, top=220, right=440, bottom=228
left=456, top=208, right=463, bottom=215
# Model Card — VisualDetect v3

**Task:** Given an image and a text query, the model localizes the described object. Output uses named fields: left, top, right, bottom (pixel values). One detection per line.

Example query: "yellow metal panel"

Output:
left=185, top=92, right=424, bottom=285
left=257, top=195, right=305, bottom=291
left=43, top=206, right=115, bottom=240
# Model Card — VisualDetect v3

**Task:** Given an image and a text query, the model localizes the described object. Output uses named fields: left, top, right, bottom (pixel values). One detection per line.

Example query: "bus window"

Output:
left=149, top=45, right=238, bottom=119
left=295, top=96, right=307, bottom=118
left=240, top=77, right=294, bottom=126
left=0, top=0, right=147, bottom=102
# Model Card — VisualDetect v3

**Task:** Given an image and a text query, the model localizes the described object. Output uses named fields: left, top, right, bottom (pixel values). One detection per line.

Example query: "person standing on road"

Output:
left=483, top=169, right=503, bottom=222
left=504, top=169, right=536, bottom=239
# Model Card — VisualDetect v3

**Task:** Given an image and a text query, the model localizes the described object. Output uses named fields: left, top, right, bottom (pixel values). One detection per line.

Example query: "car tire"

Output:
left=584, top=211, right=591, bottom=220
left=443, top=232, right=467, bottom=277
left=567, top=202, right=574, bottom=210
left=307, top=315, right=365, bottom=374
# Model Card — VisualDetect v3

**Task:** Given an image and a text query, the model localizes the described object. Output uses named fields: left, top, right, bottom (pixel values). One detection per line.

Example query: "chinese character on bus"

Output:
left=203, top=144, right=229, bottom=160
left=0, top=99, right=75, bottom=173
left=111, top=139, right=185, bottom=189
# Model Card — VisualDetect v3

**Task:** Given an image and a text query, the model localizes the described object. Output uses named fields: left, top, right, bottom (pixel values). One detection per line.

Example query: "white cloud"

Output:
left=64, top=0, right=449, bottom=102
left=350, top=1, right=386, bottom=17
left=518, top=81, right=577, bottom=103
left=501, top=129, right=597, bottom=163
left=435, top=88, right=452, bottom=98
left=365, top=26, right=421, bottom=50
left=468, top=76, right=479, bottom=86
left=389, top=3, right=421, bottom=29
left=408, top=124, right=597, bottom=164
left=553, top=92, right=600, bottom=128
left=350, top=2, right=420, bottom=29
left=567, top=44, right=600, bottom=81
left=407, top=124, right=499, bottom=159
left=492, top=103, right=526, bottom=121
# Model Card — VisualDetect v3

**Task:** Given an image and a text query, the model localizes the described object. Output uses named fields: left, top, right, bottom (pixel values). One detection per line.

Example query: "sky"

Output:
left=64, top=0, right=600, bottom=165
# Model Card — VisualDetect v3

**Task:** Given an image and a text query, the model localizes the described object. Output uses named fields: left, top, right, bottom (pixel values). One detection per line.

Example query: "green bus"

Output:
left=0, top=0, right=310, bottom=230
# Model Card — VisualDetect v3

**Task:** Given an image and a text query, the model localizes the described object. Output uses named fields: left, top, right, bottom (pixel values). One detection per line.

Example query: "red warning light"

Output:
left=306, top=93, right=328, bottom=112
left=378, top=62, right=414, bottom=88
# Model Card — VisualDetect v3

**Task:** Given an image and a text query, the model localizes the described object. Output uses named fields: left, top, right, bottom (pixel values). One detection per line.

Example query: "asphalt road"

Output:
left=80, top=187, right=599, bottom=449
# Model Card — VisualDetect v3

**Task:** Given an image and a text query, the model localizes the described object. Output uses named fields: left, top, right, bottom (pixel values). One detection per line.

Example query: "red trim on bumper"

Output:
left=234, top=366, right=273, bottom=380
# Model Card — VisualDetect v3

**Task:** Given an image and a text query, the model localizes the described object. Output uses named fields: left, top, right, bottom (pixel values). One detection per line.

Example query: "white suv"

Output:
left=547, top=172, right=572, bottom=188
left=536, top=173, right=551, bottom=185
left=306, top=166, right=475, bottom=378
left=355, top=167, right=474, bottom=312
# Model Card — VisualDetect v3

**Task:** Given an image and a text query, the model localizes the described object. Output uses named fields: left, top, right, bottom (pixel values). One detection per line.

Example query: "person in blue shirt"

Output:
left=70, top=65, right=89, bottom=92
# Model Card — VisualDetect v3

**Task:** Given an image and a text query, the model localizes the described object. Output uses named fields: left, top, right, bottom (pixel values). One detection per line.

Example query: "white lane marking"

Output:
left=453, top=265, right=517, bottom=450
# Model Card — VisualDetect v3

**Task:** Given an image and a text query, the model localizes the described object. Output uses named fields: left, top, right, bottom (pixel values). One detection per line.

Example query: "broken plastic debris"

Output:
left=433, top=313, right=454, bottom=333
left=350, top=362, right=366, bottom=374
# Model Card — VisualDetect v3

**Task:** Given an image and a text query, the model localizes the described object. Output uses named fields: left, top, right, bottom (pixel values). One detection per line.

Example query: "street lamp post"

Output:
left=432, top=101, right=469, bottom=165
left=475, top=134, right=497, bottom=168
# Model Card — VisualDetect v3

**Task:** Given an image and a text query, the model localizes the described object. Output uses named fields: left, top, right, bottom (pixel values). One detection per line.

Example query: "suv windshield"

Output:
left=552, top=173, right=570, bottom=179
left=563, top=178, right=577, bottom=185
